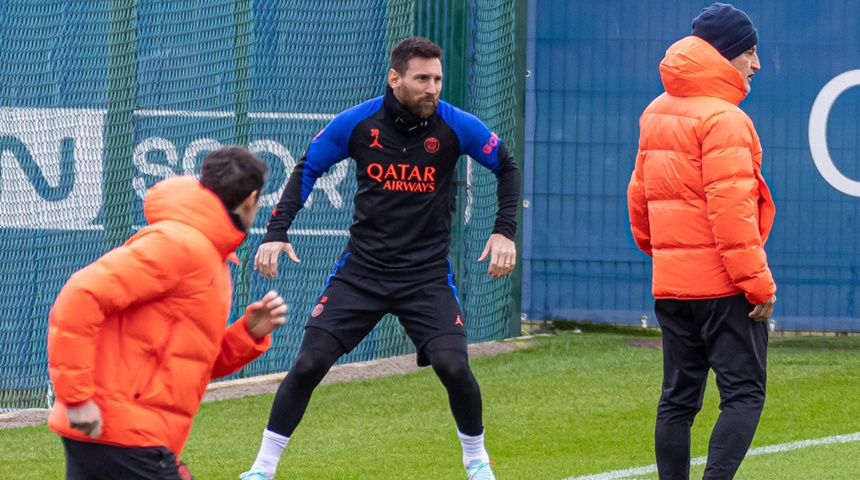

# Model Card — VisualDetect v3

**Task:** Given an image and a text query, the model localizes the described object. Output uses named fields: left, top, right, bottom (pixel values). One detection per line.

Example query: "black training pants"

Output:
left=62, top=437, right=192, bottom=480
left=266, top=328, right=484, bottom=437
left=654, top=293, right=768, bottom=480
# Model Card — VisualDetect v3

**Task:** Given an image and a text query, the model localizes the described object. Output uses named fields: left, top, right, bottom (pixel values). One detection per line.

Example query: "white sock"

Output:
left=250, top=429, right=290, bottom=474
left=458, top=429, right=490, bottom=468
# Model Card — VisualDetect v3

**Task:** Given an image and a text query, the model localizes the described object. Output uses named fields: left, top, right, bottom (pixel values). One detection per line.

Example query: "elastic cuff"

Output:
left=241, top=317, right=269, bottom=344
left=64, top=399, right=90, bottom=409
left=261, top=230, right=290, bottom=244
left=491, top=228, right=516, bottom=242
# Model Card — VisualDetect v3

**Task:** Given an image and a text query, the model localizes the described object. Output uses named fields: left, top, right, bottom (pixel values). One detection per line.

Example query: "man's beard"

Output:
left=405, top=96, right=437, bottom=119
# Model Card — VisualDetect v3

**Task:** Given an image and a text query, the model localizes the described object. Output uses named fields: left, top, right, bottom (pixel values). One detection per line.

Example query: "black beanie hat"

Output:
left=692, top=2, right=758, bottom=60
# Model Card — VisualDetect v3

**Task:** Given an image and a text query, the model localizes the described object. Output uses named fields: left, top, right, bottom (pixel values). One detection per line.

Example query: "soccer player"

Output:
left=47, top=146, right=288, bottom=480
left=627, top=3, right=777, bottom=479
left=241, top=36, right=520, bottom=480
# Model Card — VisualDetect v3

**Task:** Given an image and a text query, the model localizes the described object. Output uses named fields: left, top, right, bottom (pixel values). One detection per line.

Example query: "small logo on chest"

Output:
left=369, top=129, right=383, bottom=149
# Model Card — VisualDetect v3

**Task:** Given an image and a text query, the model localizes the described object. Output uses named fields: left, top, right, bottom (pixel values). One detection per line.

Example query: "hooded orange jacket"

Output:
left=627, top=36, right=776, bottom=304
left=47, top=176, right=271, bottom=456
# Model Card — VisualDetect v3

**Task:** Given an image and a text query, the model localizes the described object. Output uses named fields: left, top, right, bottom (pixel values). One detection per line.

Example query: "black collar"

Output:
left=384, top=85, right=436, bottom=132
left=228, top=211, right=246, bottom=233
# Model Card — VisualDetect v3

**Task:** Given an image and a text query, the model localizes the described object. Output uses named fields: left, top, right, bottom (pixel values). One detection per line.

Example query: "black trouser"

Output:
left=267, top=327, right=484, bottom=436
left=654, top=294, right=768, bottom=480
left=62, top=437, right=193, bottom=480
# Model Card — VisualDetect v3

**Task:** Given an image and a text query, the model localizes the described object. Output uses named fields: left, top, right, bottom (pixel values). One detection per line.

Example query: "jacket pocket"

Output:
left=131, top=354, right=158, bottom=401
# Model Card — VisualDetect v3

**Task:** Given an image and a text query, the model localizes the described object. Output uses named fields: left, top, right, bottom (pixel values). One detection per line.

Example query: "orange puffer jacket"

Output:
left=47, top=176, right=271, bottom=456
left=627, top=36, right=776, bottom=304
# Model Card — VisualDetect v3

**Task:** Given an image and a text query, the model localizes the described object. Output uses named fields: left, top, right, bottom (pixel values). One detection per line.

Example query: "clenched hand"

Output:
left=67, top=399, right=103, bottom=439
left=749, top=294, right=776, bottom=322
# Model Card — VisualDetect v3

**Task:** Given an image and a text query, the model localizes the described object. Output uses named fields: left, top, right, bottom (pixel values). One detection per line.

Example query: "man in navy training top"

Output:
left=240, top=36, right=520, bottom=480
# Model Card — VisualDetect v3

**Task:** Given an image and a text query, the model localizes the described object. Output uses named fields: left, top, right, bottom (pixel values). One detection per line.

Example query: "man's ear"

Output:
left=388, top=68, right=400, bottom=89
left=235, top=190, right=260, bottom=213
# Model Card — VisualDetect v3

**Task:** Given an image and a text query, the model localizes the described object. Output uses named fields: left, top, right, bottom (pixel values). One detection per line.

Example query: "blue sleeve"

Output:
left=436, top=101, right=521, bottom=240
left=263, top=97, right=383, bottom=244
left=436, top=101, right=502, bottom=173
left=298, top=97, right=384, bottom=202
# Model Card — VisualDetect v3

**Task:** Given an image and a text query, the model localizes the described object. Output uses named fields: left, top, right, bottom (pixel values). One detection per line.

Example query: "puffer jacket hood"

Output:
left=660, top=35, right=747, bottom=106
left=144, top=175, right=246, bottom=259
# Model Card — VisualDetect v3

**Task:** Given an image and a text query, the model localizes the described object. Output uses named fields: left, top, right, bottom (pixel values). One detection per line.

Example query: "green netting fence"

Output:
left=0, top=0, right=520, bottom=411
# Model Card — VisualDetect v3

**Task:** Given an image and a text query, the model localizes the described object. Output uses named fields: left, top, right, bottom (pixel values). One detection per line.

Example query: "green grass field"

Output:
left=2, top=325, right=859, bottom=479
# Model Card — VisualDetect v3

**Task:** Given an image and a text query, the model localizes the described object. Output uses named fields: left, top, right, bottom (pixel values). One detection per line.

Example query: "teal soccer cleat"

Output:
left=466, top=459, right=496, bottom=480
left=239, top=469, right=273, bottom=480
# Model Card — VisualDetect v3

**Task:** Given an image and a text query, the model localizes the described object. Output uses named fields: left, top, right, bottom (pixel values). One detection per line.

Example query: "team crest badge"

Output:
left=424, top=137, right=440, bottom=153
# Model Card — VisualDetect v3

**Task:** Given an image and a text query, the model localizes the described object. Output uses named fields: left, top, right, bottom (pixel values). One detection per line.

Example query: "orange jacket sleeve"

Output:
left=628, top=150, right=652, bottom=257
left=701, top=112, right=776, bottom=304
left=47, top=229, right=187, bottom=406
left=211, top=317, right=271, bottom=379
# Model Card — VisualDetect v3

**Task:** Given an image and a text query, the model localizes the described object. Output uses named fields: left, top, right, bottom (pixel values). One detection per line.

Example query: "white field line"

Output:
left=561, top=431, right=860, bottom=480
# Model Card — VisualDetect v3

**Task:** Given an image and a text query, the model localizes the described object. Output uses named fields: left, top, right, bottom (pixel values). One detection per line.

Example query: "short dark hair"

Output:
left=200, top=146, right=267, bottom=210
left=390, top=36, right=443, bottom=75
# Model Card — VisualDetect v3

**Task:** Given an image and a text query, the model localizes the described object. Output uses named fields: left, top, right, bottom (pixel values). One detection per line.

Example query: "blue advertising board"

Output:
left=524, top=0, right=860, bottom=331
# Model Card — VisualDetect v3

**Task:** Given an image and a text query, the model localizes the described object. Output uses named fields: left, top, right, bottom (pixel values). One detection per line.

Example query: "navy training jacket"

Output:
left=264, top=86, right=521, bottom=278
